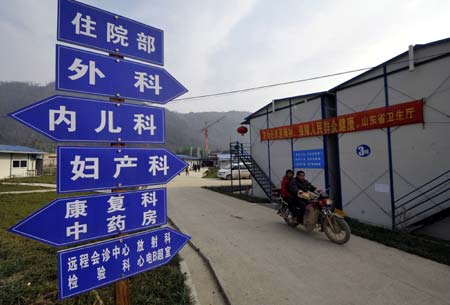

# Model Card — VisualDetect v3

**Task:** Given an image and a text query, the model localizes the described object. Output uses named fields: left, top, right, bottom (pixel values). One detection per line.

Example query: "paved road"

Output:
left=167, top=176, right=450, bottom=305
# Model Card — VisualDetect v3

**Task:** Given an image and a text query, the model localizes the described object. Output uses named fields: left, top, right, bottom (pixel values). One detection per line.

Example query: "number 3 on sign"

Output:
left=356, top=144, right=371, bottom=157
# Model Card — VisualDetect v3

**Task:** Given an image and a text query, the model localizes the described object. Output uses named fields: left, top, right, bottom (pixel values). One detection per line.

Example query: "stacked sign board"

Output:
left=8, top=0, right=190, bottom=300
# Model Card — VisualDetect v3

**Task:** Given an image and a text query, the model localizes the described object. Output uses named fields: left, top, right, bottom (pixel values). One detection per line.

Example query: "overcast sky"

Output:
left=1, top=0, right=450, bottom=113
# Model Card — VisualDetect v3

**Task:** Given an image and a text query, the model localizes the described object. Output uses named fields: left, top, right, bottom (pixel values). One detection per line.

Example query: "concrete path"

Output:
left=167, top=184, right=450, bottom=305
left=1, top=182, right=57, bottom=188
left=0, top=189, right=56, bottom=195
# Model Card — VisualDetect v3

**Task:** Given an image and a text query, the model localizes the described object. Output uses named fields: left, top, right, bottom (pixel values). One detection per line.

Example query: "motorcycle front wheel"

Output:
left=322, top=216, right=351, bottom=245
left=284, top=216, right=300, bottom=227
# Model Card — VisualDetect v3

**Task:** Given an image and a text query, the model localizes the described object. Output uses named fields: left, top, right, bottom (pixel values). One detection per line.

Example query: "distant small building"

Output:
left=217, top=153, right=231, bottom=169
left=0, top=145, right=46, bottom=179
left=176, top=154, right=200, bottom=168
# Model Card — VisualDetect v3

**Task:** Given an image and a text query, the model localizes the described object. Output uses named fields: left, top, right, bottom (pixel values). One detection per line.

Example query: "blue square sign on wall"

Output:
left=293, top=149, right=324, bottom=169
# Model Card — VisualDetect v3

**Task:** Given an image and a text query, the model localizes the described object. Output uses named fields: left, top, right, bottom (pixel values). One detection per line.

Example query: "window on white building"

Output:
left=12, top=160, right=27, bottom=168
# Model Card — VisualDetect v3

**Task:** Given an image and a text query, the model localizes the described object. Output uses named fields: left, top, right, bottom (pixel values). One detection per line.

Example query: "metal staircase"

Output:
left=230, top=142, right=276, bottom=199
left=394, top=169, right=450, bottom=229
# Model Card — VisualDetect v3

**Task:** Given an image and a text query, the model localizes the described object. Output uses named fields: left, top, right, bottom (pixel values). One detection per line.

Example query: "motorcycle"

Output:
left=277, top=190, right=351, bottom=245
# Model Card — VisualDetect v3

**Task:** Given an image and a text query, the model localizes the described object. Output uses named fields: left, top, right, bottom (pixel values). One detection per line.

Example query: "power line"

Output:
left=171, top=50, right=450, bottom=102
left=171, top=66, right=374, bottom=102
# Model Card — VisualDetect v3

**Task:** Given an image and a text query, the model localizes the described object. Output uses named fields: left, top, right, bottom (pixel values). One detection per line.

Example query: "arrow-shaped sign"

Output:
left=57, top=227, right=190, bottom=299
left=8, top=189, right=167, bottom=247
left=56, top=45, right=187, bottom=104
left=9, top=95, right=165, bottom=143
left=57, top=146, right=187, bottom=193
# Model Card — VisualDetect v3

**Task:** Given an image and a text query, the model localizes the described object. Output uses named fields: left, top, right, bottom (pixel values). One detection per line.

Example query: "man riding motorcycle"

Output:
left=288, top=170, right=319, bottom=220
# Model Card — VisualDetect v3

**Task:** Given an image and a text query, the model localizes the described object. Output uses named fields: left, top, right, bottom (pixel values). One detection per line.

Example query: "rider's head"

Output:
left=296, top=170, right=306, bottom=181
left=285, top=169, right=294, bottom=179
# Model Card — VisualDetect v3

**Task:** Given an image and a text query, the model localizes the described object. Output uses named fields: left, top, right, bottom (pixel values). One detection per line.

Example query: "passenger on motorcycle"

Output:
left=288, top=170, right=319, bottom=219
left=280, top=169, right=294, bottom=201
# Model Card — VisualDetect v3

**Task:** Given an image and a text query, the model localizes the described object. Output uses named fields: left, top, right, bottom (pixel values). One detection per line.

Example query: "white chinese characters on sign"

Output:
left=64, top=233, right=175, bottom=291
left=133, top=114, right=156, bottom=135
left=70, top=156, right=99, bottom=181
left=49, top=106, right=76, bottom=132
left=66, top=221, right=88, bottom=241
left=72, top=12, right=97, bottom=38
left=68, top=58, right=105, bottom=85
left=95, top=110, right=122, bottom=133
left=68, top=274, right=79, bottom=290
left=142, top=210, right=157, bottom=226
left=149, top=155, right=169, bottom=176
left=134, top=72, right=161, bottom=95
left=107, top=195, right=125, bottom=213
left=107, top=23, right=129, bottom=47
left=137, top=32, right=155, bottom=54
left=65, top=200, right=88, bottom=241
left=65, top=200, right=87, bottom=219
left=113, top=155, right=138, bottom=178
left=107, top=215, right=126, bottom=233
left=141, top=191, right=157, bottom=208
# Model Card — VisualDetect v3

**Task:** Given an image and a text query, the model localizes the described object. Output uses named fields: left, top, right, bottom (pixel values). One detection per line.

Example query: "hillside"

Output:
left=0, top=82, right=250, bottom=153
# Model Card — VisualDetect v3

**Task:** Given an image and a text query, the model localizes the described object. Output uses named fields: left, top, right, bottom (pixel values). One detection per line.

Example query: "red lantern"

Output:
left=237, top=125, right=248, bottom=136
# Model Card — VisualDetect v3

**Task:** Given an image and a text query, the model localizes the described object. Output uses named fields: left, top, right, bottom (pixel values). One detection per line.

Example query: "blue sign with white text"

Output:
left=57, top=146, right=187, bottom=193
left=56, top=45, right=187, bottom=104
left=58, top=0, right=164, bottom=65
left=293, top=149, right=324, bottom=169
left=9, top=95, right=164, bottom=143
left=8, top=189, right=167, bottom=247
left=57, top=227, right=190, bottom=299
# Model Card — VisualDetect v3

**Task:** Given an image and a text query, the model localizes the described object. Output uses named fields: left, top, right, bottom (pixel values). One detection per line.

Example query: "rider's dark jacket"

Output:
left=289, top=178, right=317, bottom=195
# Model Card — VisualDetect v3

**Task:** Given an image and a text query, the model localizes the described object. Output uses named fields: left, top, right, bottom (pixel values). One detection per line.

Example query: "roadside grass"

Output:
left=0, top=184, right=54, bottom=192
left=205, top=186, right=450, bottom=266
left=0, top=192, right=192, bottom=305
left=1, top=174, right=57, bottom=185
left=346, top=218, right=450, bottom=266
left=202, top=167, right=218, bottom=178
left=202, top=185, right=270, bottom=204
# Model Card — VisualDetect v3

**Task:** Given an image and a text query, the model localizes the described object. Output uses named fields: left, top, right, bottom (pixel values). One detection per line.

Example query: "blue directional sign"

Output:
left=58, top=0, right=164, bottom=65
left=8, top=95, right=164, bottom=143
left=8, top=189, right=167, bottom=247
left=58, top=227, right=190, bottom=299
left=293, top=149, right=325, bottom=169
left=57, top=146, right=187, bottom=193
left=56, top=45, right=187, bottom=104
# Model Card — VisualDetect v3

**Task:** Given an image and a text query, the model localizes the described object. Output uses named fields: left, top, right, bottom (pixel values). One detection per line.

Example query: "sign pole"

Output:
left=110, top=95, right=130, bottom=305
left=109, top=47, right=130, bottom=305
left=109, top=96, right=130, bottom=304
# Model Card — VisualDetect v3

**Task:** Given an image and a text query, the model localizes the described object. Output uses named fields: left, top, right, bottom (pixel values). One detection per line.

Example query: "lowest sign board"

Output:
left=58, top=227, right=190, bottom=299
left=9, top=95, right=165, bottom=143
left=56, top=45, right=187, bottom=104
left=8, top=189, right=167, bottom=247
left=57, top=146, right=187, bottom=193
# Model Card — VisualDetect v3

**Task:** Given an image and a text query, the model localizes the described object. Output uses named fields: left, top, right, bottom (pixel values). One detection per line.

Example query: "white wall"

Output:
left=336, top=78, right=392, bottom=227
left=387, top=55, right=450, bottom=227
left=0, top=153, right=36, bottom=179
left=0, top=153, right=12, bottom=179
left=336, top=45, right=450, bottom=228
left=268, top=106, right=292, bottom=188
left=291, top=97, right=326, bottom=190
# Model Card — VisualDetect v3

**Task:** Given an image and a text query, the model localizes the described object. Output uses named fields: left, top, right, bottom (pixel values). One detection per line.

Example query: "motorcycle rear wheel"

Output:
left=322, top=216, right=351, bottom=245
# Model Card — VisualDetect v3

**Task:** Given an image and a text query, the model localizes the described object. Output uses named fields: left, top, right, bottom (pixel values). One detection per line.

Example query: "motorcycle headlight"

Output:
left=325, top=199, right=333, bottom=205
